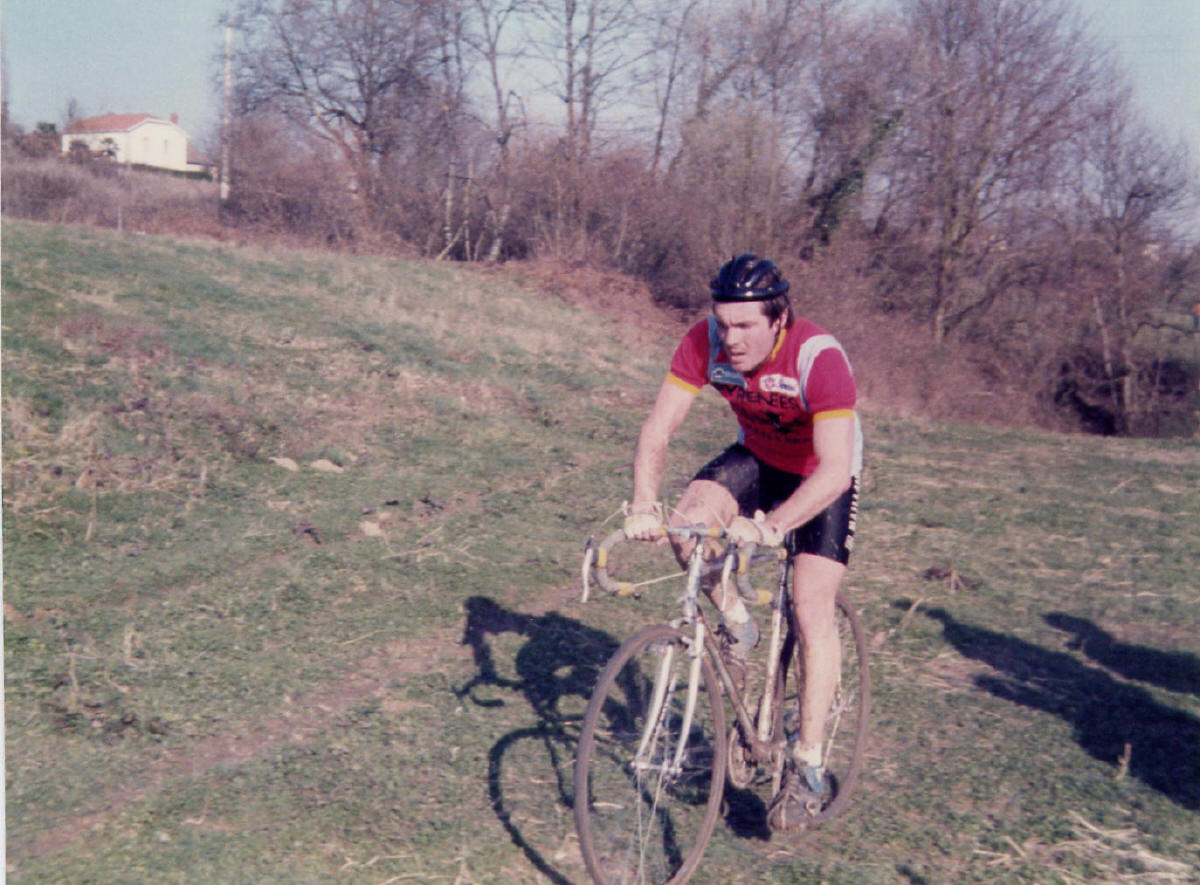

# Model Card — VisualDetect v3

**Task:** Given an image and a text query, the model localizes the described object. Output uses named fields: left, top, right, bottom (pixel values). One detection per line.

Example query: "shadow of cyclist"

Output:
left=460, top=595, right=781, bottom=875
left=1043, top=611, right=1200, bottom=699
left=458, top=596, right=619, bottom=884
left=723, top=788, right=772, bottom=840
left=925, top=607, right=1200, bottom=811
left=458, top=595, right=617, bottom=719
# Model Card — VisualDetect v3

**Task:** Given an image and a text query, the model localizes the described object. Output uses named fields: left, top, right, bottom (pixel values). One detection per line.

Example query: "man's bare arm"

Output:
left=762, top=414, right=855, bottom=537
left=631, top=379, right=697, bottom=509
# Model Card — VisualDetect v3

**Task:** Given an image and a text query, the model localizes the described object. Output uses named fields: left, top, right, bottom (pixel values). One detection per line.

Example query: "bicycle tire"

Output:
left=575, top=624, right=728, bottom=884
left=790, top=592, right=870, bottom=825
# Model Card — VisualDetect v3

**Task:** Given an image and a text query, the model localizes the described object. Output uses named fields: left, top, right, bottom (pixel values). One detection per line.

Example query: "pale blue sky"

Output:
left=1084, top=0, right=1200, bottom=151
left=3, top=0, right=1198, bottom=157
left=3, top=0, right=231, bottom=143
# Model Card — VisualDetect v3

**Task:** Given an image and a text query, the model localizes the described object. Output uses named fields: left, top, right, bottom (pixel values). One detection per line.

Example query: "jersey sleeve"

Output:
left=804, top=346, right=857, bottom=419
left=666, top=320, right=711, bottom=395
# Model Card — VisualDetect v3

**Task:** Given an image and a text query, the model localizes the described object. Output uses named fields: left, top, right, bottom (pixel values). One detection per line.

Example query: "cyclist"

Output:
left=623, top=253, right=862, bottom=830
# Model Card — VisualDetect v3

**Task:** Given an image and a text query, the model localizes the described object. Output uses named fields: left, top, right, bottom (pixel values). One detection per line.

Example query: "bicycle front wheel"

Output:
left=574, top=624, right=727, bottom=884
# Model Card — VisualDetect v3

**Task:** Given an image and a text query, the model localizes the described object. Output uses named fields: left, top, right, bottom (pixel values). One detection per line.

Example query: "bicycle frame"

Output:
left=585, top=525, right=793, bottom=783
left=711, top=545, right=794, bottom=784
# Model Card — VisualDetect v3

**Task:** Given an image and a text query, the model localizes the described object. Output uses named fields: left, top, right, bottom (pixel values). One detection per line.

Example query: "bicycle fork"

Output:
left=634, top=551, right=708, bottom=779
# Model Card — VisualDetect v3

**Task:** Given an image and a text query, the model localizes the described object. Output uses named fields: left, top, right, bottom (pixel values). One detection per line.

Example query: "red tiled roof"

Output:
left=64, top=113, right=157, bottom=134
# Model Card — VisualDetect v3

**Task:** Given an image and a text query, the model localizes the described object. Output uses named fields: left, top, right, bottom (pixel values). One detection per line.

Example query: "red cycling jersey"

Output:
left=667, top=316, right=861, bottom=476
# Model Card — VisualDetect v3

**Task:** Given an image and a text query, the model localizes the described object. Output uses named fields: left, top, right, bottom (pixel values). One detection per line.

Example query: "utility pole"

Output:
left=221, top=24, right=233, bottom=203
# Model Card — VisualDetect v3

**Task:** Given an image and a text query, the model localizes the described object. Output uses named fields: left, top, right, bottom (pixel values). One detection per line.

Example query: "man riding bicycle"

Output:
left=623, top=253, right=862, bottom=830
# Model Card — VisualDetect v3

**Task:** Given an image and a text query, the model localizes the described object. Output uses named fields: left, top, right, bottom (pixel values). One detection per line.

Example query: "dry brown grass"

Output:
left=974, top=811, right=1197, bottom=882
left=1, top=155, right=221, bottom=236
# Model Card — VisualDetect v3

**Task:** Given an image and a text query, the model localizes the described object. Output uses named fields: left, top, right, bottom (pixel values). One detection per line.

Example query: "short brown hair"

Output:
left=761, top=293, right=794, bottom=327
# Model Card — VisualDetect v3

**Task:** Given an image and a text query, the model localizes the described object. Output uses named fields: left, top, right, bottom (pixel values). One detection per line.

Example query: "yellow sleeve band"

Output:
left=813, top=409, right=855, bottom=422
left=666, top=373, right=702, bottom=396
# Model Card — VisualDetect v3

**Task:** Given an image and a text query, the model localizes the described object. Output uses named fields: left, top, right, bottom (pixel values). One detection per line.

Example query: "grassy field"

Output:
left=3, top=219, right=1198, bottom=883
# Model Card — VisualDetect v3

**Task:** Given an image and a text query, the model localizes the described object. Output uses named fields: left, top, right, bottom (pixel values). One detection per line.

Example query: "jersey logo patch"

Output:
left=759, top=374, right=801, bottom=396
left=709, top=364, right=746, bottom=388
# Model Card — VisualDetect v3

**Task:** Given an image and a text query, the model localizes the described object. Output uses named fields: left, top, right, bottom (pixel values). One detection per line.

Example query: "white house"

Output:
left=62, top=113, right=209, bottom=174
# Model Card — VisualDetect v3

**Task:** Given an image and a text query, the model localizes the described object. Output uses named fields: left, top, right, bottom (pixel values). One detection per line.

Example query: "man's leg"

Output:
left=767, top=551, right=845, bottom=830
left=667, top=478, right=738, bottom=569
left=670, top=479, right=756, bottom=642
left=791, top=553, right=845, bottom=768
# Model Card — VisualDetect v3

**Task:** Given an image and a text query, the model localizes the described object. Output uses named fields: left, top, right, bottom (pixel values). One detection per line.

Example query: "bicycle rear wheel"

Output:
left=792, top=592, right=870, bottom=825
left=574, top=624, right=727, bottom=884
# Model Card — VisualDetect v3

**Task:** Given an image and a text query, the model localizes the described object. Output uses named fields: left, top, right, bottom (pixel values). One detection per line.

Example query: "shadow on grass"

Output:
left=722, top=787, right=772, bottom=841
left=458, top=596, right=618, bottom=885
left=458, top=596, right=782, bottom=880
left=1043, top=612, right=1200, bottom=699
left=926, top=607, right=1200, bottom=810
left=458, top=596, right=617, bottom=720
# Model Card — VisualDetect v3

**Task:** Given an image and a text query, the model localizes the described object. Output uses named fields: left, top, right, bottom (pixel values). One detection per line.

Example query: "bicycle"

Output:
left=573, top=523, right=870, bottom=884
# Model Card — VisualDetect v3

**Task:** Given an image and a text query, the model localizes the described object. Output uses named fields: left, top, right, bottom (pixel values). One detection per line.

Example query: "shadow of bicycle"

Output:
left=458, top=596, right=619, bottom=884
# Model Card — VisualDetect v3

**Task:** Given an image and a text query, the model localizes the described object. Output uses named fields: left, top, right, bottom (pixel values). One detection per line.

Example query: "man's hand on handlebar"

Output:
left=623, top=501, right=666, bottom=541
left=727, top=511, right=785, bottom=548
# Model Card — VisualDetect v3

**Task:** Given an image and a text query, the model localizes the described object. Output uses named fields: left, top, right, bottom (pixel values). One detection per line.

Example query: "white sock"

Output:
left=723, top=598, right=749, bottom=626
left=794, top=742, right=823, bottom=769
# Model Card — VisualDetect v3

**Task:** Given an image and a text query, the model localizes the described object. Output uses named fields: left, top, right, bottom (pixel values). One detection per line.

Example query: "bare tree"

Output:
left=464, top=0, right=531, bottom=259
left=1, top=41, right=10, bottom=142
left=637, top=0, right=702, bottom=176
left=652, top=0, right=832, bottom=262
left=528, top=0, right=641, bottom=165
left=228, top=0, right=449, bottom=225
left=1056, top=99, right=1195, bottom=433
left=882, top=0, right=1112, bottom=342
left=523, top=0, right=643, bottom=254
left=225, top=110, right=359, bottom=241
left=64, top=98, right=86, bottom=129
left=793, top=8, right=907, bottom=252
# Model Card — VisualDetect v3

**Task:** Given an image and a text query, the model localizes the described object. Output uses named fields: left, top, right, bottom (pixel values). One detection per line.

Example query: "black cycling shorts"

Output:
left=692, top=443, right=858, bottom=565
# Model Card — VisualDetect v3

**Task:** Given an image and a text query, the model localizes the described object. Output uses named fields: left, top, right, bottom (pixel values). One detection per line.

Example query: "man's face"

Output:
left=713, top=300, right=783, bottom=374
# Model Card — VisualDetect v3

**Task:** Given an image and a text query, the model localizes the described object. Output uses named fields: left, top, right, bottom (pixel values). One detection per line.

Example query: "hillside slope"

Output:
left=3, top=221, right=1198, bottom=883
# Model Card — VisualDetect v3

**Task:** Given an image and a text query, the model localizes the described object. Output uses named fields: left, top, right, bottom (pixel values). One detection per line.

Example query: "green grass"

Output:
left=4, top=219, right=1199, bottom=883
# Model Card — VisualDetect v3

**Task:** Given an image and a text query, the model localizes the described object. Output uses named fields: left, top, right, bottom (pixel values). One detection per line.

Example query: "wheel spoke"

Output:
left=808, top=594, right=870, bottom=823
left=575, top=625, right=726, bottom=884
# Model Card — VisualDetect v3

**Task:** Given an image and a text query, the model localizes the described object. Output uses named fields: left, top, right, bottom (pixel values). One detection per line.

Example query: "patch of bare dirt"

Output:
left=19, top=579, right=593, bottom=863
left=23, top=630, right=470, bottom=862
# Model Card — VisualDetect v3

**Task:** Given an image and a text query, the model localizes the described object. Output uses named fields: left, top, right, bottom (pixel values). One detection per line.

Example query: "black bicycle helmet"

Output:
left=710, top=253, right=790, bottom=302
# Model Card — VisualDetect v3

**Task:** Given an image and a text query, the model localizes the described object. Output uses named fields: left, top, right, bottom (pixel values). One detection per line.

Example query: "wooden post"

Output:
left=221, top=25, right=233, bottom=203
